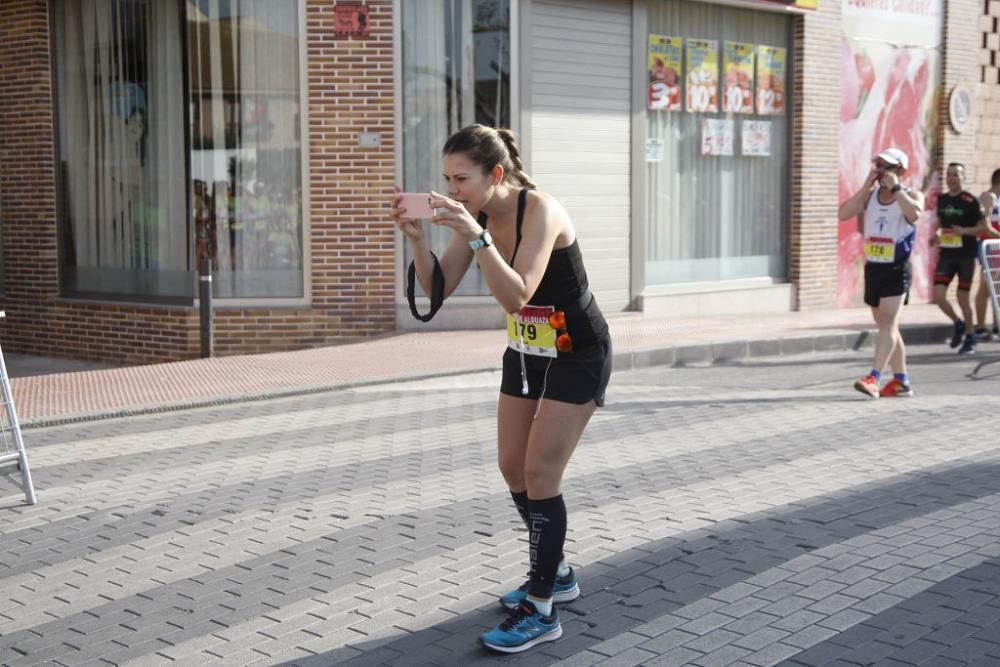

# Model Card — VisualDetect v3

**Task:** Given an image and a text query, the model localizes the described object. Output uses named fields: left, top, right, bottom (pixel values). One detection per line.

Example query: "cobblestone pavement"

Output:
left=2, top=344, right=1000, bottom=666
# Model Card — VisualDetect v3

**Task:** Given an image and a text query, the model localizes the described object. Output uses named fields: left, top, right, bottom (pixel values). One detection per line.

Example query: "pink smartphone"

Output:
left=398, top=192, right=434, bottom=220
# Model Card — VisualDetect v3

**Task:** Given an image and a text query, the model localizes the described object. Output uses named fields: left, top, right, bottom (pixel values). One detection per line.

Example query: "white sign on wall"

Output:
left=701, top=118, right=734, bottom=156
left=741, top=120, right=772, bottom=157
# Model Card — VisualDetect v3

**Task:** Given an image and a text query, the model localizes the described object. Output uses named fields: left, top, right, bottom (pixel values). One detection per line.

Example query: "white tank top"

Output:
left=983, top=196, right=1000, bottom=240
left=863, top=189, right=915, bottom=264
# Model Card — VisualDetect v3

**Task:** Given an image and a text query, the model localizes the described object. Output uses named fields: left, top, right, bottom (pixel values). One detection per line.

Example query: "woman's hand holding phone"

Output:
left=393, top=188, right=480, bottom=243
left=392, top=187, right=428, bottom=242
left=397, top=192, right=436, bottom=219
left=428, top=191, right=480, bottom=242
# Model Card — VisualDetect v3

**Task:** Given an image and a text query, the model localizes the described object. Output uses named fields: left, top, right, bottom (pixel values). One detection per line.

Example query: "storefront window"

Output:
left=54, top=0, right=188, bottom=298
left=189, top=0, right=303, bottom=298
left=53, top=0, right=303, bottom=300
left=401, top=0, right=510, bottom=296
left=646, top=1, right=791, bottom=285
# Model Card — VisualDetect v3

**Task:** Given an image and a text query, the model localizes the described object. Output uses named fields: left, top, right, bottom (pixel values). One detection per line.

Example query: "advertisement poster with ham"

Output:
left=686, top=39, right=718, bottom=113
left=756, top=46, right=786, bottom=116
left=649, top=35, right=683, bottom=111
left=838, top=0, right=943, bottom=306
left=723, top=42, right=755, bottom=114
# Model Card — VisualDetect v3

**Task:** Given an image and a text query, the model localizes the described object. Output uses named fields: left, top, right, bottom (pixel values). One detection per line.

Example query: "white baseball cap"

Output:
left=874, top=147, right=909, bottom=171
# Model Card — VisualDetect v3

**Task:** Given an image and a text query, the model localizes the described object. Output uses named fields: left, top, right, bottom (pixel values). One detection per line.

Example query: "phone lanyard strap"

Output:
left=407, top=252, right=445, bottom=322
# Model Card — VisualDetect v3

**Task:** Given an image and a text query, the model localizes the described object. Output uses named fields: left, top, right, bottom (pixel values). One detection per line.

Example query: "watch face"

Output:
left=470, top=229, right=492, bottom=250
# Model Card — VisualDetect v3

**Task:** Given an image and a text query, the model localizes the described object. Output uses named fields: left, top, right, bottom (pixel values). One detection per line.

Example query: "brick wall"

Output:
left=789, top=0, right=842, bottom=310
left=940, top=0, right=982, bottom=187
left=305, top=0, right=396, bottom=334
left=29, top=303, right=197, bottom=365
left=0, top=1, right=60, bottom=325
left=0, top=0, right=398, bottom=364
left=971, top=0, right=1000, bottom=192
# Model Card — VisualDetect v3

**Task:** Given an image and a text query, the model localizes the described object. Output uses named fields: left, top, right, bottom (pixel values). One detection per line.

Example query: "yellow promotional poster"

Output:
left=648, top=35, right=683, bottom=111
left=756, top=45, right=786, bottom=116
left=723, top=42, right=754, bottom=114
left=686, top=38, right=718, bottom=113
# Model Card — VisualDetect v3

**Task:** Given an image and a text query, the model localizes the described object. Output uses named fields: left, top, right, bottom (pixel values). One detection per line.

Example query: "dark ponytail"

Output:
left=443, top=124, right=538, bottom=189
left=495, top=129, right=538, bottom=189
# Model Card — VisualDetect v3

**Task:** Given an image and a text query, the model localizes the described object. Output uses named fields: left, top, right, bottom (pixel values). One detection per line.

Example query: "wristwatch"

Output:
left=890, top=184, right=902, bottom=194
left=469, top=229, right=493, bottom=251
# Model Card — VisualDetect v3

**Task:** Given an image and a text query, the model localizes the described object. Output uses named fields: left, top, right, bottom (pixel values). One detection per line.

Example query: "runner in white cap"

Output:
left=838, top=147, right=925, bottom=398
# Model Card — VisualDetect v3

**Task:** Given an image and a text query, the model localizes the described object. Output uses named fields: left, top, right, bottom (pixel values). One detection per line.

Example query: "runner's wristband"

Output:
left=407, top=252, right=445, bottom=322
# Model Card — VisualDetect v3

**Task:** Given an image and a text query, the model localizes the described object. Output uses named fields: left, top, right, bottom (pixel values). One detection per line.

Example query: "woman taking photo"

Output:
left=392, top=124, right=612, bottom=653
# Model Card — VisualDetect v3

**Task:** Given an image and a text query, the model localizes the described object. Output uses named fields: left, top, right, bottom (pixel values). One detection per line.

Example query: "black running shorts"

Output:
left=500, top=335, right=612, bottom=406
left=864, top=262, right=910, bottom=307
left=935, top=256, right=976, bottom=290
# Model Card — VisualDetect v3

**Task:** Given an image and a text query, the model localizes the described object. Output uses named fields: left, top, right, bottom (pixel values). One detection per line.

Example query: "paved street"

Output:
left=2, top=343, right=1000, bottom=666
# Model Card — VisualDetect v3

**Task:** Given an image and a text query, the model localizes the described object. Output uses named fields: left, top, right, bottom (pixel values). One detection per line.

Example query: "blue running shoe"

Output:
left=499, top=568, right=580, bottom=610
left=950, top=320, right=966, bottom=348
left=481, top=601, right=562, bottom=653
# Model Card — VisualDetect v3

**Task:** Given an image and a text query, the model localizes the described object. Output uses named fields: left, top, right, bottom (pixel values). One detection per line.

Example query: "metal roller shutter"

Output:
left=523, top=0, right=633, bottom=311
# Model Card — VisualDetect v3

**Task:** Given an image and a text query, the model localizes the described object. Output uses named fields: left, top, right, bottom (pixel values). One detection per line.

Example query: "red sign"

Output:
left=334, top=2, right=370, bottom=37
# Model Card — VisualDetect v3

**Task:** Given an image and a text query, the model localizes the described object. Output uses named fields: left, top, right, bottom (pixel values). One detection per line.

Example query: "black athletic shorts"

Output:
left=500, top=334, right=612, bottom=406
left=935, top=256, right=977, bottom=290
left=864, top=262, right=910, bottom=307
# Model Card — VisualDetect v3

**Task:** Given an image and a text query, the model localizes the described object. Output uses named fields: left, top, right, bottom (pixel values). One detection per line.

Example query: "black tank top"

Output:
left=478, top=189, right=608, bottom=349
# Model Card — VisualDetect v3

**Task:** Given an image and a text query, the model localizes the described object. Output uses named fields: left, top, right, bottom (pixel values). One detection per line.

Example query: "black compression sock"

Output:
left=510, top=490, right=531, bottom=529
left=527, top=494, right=567, bottom=599
left=512, top=489, right=565, bottom=567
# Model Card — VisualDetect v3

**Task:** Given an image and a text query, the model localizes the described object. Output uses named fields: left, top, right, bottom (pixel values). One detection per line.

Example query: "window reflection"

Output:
left=401, top=0, right=510, bottom=297
left=188, top=0, right=303, bottom=298
left=54, top=0, right=304, bottom=300
left=646, top=1, right=790, bottom=285
left=55, top=0, right=189, bottom=298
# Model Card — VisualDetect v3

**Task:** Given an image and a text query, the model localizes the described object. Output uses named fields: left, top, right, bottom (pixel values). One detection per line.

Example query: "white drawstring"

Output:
left=534, top=358, right=553, bottom=420
left=516, top=313, right=529, bottom=395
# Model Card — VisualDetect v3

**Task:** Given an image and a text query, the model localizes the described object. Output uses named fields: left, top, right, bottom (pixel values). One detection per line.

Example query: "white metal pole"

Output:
left=0, top=311, right=36, bottom=505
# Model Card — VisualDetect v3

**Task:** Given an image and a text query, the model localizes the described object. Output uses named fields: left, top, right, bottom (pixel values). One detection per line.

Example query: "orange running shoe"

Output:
left=879, top=378, right=914, bottom=397
left=853, top=374, right=880, bottom=398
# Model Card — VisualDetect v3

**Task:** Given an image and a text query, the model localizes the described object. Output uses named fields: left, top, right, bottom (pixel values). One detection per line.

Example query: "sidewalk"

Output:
left=8, top=303, right=952, bottom=426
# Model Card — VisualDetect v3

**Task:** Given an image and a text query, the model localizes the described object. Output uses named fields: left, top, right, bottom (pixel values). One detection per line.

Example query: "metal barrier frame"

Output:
left=973, top=240, right=1000, bottom=378
left=0, top=311, right=36, bottom=505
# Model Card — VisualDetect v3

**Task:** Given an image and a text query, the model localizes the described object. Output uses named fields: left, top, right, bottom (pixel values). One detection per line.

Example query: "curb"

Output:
left=19, top=322, right=953, bottom=430
left=18, top=366, right=499, bottom=430
left=614, top=322, right=950, bottom=372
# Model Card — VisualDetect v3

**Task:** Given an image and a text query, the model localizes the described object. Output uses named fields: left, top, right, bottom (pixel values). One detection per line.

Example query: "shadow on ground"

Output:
left=274, top=461, right=1000, bottom=667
